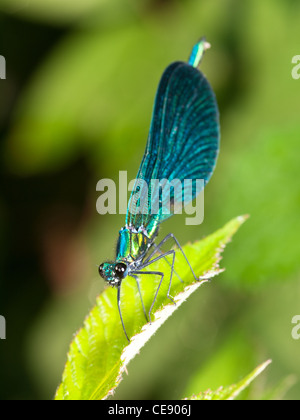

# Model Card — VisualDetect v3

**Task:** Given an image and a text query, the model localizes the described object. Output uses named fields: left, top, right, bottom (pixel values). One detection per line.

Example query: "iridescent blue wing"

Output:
left=126, top=42, right=219, bottom=235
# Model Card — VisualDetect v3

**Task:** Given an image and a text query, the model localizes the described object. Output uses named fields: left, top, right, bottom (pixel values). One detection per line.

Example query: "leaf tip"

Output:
left=237, top=214, right=250, bottom=223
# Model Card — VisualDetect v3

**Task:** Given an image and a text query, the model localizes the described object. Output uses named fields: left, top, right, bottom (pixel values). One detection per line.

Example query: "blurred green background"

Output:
left=0, top=0, right=299, bottom=400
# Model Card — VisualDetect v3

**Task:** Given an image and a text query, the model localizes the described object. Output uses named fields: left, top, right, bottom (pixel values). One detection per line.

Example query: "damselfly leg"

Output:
left=117, top=283, right=129, bottom=342
left=144, top=233, right=199, bottom=282
left=130, top=274, right=148, bottom=323
left=117, top=234, right=199, bottom=342
left=132, top=248, right=176, bottom=322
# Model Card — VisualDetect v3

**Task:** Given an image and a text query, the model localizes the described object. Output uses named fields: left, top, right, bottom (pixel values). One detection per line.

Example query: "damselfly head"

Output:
left=98, top=261, right=128, bottom=286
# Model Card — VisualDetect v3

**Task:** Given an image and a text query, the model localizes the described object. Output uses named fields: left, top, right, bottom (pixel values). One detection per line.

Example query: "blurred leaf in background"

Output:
left=0, top=0, right=299, bottom=400
left=0, top=0, right=110, bottom=24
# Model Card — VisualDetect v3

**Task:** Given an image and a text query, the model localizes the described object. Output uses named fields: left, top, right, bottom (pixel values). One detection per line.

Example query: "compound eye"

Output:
left=114, top=262, right=127, bottom=279
left=98, top=263, right=105, bottom=279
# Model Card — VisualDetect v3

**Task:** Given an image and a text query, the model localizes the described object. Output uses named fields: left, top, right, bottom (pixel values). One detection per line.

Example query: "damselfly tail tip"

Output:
left=203, top=40, right=211, bottom=51
left=188, top=36, right=211, bottom=68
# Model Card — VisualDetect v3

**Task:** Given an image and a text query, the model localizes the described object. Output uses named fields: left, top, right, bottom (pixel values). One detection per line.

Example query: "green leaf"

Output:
left=184, top=360, right=272, bottom=400
left=55, top=215, right=247, bottom=400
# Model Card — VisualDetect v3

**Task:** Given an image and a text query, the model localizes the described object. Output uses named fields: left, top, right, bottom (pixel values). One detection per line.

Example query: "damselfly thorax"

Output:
left=116, top=224, right=159, bottom=263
